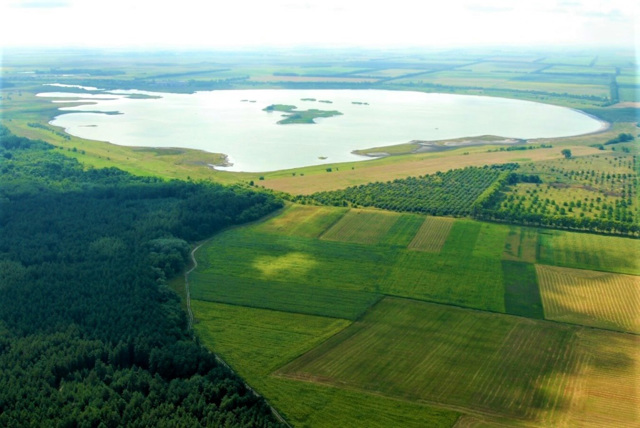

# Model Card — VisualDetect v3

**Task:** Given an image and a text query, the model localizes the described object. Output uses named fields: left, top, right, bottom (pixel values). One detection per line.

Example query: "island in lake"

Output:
left=263, top=104, right=343, bottom=124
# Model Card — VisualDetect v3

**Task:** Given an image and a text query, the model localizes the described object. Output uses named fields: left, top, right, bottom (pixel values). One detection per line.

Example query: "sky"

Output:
left=0, top=0, right=636, bottom=49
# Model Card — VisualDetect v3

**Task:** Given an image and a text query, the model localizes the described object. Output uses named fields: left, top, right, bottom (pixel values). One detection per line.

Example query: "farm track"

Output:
left=186, top=236, right=292, bottom=428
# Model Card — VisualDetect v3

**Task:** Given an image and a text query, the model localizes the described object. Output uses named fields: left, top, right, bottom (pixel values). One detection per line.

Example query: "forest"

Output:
left=0, top=126, right=284, bottom=427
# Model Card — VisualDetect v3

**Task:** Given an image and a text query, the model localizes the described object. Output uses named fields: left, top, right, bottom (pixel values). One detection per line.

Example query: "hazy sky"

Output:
left=0, top=0, right=636, bottom=49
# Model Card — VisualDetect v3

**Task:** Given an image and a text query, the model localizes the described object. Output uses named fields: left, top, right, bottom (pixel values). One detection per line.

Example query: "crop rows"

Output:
left=537, top=229, right=640, bottom=275
left=309, top=165, right=516, bottom=216
left=320, top=209, right=400, bottom=244
left=191, top=300, right=460, bottom=428
left=408, top=217, right=454, bottom=252
left=536, top=264, right=640, bottom=333
left=279, top=297, right=638, bottom=426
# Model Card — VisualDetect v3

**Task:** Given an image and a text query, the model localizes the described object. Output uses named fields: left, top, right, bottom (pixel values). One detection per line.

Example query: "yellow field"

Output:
left=536, top=264, right=640, bottom=333
left=408, top=216, right=455, bottom=252
left=320, top=209, right=399, bottom=244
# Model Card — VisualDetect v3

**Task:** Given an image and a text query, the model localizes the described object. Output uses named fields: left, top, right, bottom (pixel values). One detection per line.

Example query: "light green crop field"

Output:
left=254, top=204, right=348, bottom=238
left=536, top=264, right=640, bottom=333
left=538, top=229, right=640, bottom=275
left=407, top=216, right=454, bottom=252
left=278, top=297, right=639, bottom=427
left=320, top=209, right=400, bottom=244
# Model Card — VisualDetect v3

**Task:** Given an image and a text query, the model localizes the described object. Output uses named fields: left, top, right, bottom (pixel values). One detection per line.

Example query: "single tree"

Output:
left=561, top=149, right=572, bottom=159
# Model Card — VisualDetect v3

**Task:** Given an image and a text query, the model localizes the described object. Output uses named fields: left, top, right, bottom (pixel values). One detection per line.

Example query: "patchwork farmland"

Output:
left=278, top=297, right=639, bottom=427
left=187, top=204, right=640, bottom=427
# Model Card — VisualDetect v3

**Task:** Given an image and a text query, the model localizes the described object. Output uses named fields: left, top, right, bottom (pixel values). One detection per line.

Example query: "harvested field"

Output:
left=408, top=216, right=455, bottom=252
left=320, top=209, right=400, bottom=245
left=536, top=264, right=640, bottom=333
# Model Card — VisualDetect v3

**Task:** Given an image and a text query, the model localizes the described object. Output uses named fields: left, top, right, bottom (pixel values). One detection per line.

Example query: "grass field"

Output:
left=191, top=300, right=461, bottom=428
left=503, top=226, right=539, bottom=263
left=503, top=261, right=544, bottom=319
left=408, top=216, right=455, bottom=252
left=320, top=209, right=400, bottom=244
left=538, top=229, right=640, bottom=275
left=279, top=297, right=639, bottom=427
left=536, top=264, right=640, bottom=333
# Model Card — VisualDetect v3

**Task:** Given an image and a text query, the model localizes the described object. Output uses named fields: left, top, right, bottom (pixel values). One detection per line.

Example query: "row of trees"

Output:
left=0, top=126, right=284, bottom=426
left=305, top=165, right=518, bottom=216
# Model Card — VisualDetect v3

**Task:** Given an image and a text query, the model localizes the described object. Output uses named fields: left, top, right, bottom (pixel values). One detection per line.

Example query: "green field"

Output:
left=407, top=216, right=454, bottom=252
left=538, top=229, right=640, bottom=274
left=320, top=209, right=401, bottom=244
left=185, top=201, right=640, bottom=426
left=192, top=300, right=460, bottom=428
left=279, top=297, right=639, bottom=427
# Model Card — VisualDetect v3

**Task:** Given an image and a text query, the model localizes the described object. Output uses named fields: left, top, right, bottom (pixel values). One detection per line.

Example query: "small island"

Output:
left=263, top=104, right=343, bottom=124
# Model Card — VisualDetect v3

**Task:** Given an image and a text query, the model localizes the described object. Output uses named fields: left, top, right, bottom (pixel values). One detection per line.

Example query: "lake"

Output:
left=39, top=89, right=605, bottom=172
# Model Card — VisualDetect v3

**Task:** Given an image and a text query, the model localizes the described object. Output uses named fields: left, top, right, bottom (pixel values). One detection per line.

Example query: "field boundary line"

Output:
left=183, top=211, right=294, bottom=428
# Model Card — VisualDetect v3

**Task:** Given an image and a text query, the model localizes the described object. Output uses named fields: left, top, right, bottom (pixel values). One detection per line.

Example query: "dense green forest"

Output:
left=0, top=126, right=284, bottom=427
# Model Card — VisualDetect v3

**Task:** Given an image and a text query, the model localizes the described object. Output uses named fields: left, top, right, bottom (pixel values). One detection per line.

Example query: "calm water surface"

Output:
left=39, top=89, right=604, bottom=172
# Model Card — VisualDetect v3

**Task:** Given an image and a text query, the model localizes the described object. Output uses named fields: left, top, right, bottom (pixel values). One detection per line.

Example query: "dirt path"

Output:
left=184, top=242, right=205, bottom=331
left=184, top=240, right=292, bottom=427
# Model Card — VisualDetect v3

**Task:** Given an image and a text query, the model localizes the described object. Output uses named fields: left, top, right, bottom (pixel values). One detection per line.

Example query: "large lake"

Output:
left=39, top=89, right=604, bottom=172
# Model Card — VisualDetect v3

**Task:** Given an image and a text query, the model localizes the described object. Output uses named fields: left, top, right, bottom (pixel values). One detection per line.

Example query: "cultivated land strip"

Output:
left=536, top=264, right=640, bottom=333
left=408, top=216, right=455, bottom=252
